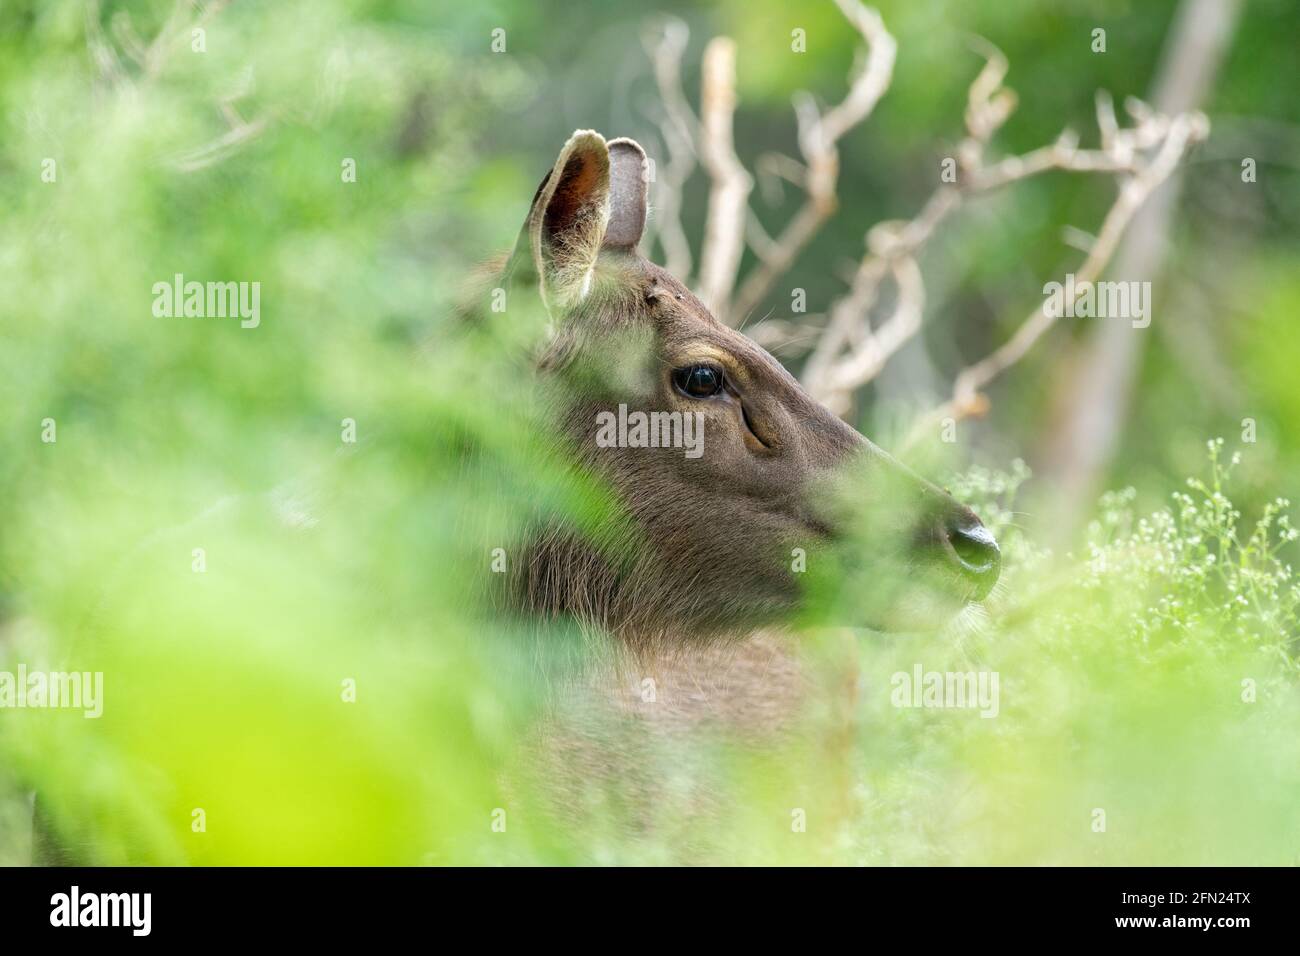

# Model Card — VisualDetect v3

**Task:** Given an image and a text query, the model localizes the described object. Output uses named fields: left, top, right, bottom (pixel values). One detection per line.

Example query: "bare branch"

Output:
left=800, top=37, right=1206, bottom=417
left=85, top=0, right=126, bottom=87
left=634, top=8, right=1206, bottom=429
left=696, top=37, right=752, bottom=316
left=820, top=0, right=896, bottom=141
left=800, top=190, right=958, bottom=412
left=109, top=11, right=149, bottom=69
left=960, top=39, right=1014, bottom=150
left=922, top=110, right=1208, bottom=433
left=167, top=113, right=271, bottom=172
left=165, top=60, right=271, bottom=173
left=85, top=0, right=261, bottom=173
left=728, top=0, right=895, bottom=325
left=964, top=130, right=1137, bottom=190
left=642, top=19, right=698, bottom=280
left=142, top=0, right=232, bottom=82
left=142, top=0, right=196, bottom=81
left=820, top=253, right=924, bottom=390
left=744, top=208, right=780, bottom=263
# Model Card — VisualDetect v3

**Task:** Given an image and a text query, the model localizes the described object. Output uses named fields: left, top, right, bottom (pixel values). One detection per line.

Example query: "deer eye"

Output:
left=672, top=364, right=725, bottom=398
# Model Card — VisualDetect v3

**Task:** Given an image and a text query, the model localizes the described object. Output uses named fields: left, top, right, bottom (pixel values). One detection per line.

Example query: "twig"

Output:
left=141, top=0, right=193, bottom=80
left=166, top=65, right=271, bottom=172
left=695, top=37, right=752, bottom=316
left=85, top=1, right=126, bottom=86
left=643, top=19, right=698, bottom=280
left=729, top=0, right=895, bottom=326
left=109, top=11, right=149, bottom=69
left=167, top=113, right=271, bottom=172
left=85, top=0, right=264, bottom=173
left=800, top=190, right=956, bottom=413
left=800, top=39, right=1206, bottom=416
left=916, top=110, right=1208, bottom=438
left=142, top=0, right=232, bottom=82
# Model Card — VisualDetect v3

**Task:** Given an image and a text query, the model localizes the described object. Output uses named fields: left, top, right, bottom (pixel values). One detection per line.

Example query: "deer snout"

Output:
left=940, top=512, right=1001, bottom=600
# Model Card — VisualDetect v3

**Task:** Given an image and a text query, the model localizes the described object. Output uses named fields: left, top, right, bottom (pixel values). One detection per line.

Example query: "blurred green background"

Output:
left=0, top=0, right=1296, bottom=864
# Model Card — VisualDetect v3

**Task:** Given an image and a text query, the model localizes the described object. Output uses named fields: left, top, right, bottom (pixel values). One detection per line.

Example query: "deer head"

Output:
left=505, top=130, right=998, bottom=641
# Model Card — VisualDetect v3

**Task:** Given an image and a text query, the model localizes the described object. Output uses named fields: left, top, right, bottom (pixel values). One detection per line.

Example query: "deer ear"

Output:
left=527, top=130, right=611, bottom=308
left=604, top=138, right=648, bottom=250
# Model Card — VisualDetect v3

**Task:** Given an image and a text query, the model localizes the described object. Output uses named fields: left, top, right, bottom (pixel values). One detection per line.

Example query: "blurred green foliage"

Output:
left=1, top=0, right=1297, bottom=864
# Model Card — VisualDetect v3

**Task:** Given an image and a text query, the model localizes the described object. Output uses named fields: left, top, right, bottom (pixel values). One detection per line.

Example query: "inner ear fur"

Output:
left=528, top=130, right=611, bottom=307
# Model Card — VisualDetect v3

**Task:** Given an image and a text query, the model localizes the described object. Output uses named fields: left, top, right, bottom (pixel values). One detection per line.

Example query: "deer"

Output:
left=483, top=130, right=1001, bottom=846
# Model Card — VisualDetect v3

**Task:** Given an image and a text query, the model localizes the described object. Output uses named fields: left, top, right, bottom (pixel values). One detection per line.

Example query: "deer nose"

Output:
left=943, top=518, right=1000, bottom=600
